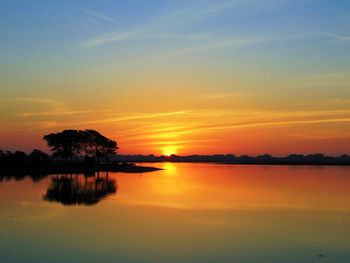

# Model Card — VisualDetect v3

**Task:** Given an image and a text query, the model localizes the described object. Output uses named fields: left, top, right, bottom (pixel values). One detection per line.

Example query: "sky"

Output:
left=0, top=0, right=350, bottom=155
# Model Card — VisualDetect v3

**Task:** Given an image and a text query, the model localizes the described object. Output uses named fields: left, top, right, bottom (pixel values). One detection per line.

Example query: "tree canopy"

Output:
left=43, top=129, right=118, bottom=162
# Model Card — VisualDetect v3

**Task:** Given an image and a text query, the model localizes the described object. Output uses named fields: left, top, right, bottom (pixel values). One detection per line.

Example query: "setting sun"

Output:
left=162, top=146, right=177, bottom=156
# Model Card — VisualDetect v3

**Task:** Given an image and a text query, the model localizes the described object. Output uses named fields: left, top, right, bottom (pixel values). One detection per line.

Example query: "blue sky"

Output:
left=1, top=0, right=349, bottom=65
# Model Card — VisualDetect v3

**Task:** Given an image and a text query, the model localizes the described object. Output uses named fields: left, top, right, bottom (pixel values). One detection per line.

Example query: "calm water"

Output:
left=0, top=163, right=350, bottom=263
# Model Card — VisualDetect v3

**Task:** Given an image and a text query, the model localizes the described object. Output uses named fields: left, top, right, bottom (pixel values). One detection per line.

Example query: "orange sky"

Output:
left=1, top=105, right=350, bottom=155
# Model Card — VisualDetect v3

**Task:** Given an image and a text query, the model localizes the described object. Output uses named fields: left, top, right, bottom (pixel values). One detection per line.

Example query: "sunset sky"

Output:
left=0, top=0, right=350, bottom=155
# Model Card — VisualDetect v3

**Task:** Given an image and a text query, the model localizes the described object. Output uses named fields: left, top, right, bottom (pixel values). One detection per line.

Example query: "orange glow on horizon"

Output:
left=161, top=146, right=178, bottom=156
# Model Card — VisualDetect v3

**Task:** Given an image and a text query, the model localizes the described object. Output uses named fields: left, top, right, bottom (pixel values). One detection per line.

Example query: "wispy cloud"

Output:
left=139, top=139, right=216, bottom=146
left=81, top=31, right=224, bottom=48
left=321, top=32, right=350, bottom=43
left=12, top=97, right=61, bottom=105
left=20, top=110, right=92, bottom=117
left=158, top=0, right=245, bottom=25
left=295, top=68, right=350, bottom=88
left=79, top=0, right=350, bottom=63
left=9, top=97, right=110, bottom=118
left=113, top=109, right=350, bottom=142
left=197, top=92, right=238, bottom=100
left=35, top=110, right=191, bottom=128
left=14, top=100, right=350, bottom=136
left=150, top=37, right=263, bottom=59
left=111, top=111, right=191, bottom=122
left=71, top=7, right=118, bottom=34
left=146, top=33, right=307, bottom=59
left=80, top=0, right=247, bottom=48
left=78, top=7, right=117, bottom=24
left=82, top=31, right=136, bottom=48
left=146, top=33, right=220, bottom=41
left=11, top=97, right=66, bottom=112
left=185, top=117, right=350, bottom=134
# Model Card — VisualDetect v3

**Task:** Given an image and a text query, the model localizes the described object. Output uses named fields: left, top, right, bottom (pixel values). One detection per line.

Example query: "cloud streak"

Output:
left=322, top=32, right=350, bottom=43
left=80, top=0, right=250, bottom=48
left=24, top=108, right=350, bottom=136
left=78, top=7, right=117, bottom=24
left=35, top=110, right=191, bottom=128
left=82, top=31, right=136, bottom=48
left=150, top=37, right=264, bottom=59
left=20, top=110, right=94, bottom=117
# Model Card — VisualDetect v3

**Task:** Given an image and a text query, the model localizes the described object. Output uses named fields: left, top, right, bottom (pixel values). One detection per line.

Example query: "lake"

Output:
left=0, top=163, right=350, bottom=263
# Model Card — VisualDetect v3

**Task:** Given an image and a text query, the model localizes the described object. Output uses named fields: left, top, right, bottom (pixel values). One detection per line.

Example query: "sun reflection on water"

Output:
left=162, top=162, right=177, bottom=176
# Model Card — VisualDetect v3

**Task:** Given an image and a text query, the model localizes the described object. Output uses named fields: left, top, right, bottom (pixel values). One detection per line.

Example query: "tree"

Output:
left=43, top=129, right=82, bottom=161
left=14, top=151, right=27, bottom=163
left=104, top=139, right=118, bottom=162
left=43, top=129, right=118, bottom=163
left=29, top=149, right=49, bottom=163
left=83, top=130, right=118, bottom=163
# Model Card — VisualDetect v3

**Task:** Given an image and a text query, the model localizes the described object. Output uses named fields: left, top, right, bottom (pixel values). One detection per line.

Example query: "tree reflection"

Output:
left=43, top=172, right=117, bottom=206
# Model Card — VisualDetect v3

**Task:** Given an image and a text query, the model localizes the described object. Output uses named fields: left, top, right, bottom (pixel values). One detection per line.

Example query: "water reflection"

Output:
left=43, top=172, right=117, bottom=206
left=0, top=163, right=350, bottom=263
left=0, top=171, right=118, bottom=206
left=0, top=173, right=48, bottom=183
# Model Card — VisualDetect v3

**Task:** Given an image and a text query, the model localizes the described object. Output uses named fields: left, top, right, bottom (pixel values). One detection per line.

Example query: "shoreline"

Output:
left=119, top=161, right=350, bottom=166
left=1, top=161, right=349, bottom=176
left=0, top=165, right=163, bottom=176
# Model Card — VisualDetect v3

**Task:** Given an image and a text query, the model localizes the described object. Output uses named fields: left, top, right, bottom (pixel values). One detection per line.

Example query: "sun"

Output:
left=162, top=146, right=177, bottom=156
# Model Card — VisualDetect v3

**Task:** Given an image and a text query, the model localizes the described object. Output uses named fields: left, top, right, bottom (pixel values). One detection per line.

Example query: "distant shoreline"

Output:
left=0, top=164, right=162, bottom=176
left=115, top=154, right=350, bottom=166
left=135, top=161, right=350, bottom=166
left=219, top=162, right=350, bottom=166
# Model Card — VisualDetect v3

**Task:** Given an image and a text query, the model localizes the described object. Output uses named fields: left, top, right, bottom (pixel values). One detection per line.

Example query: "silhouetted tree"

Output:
left=43, top=129, right=118, bottom=163
left=104, top=139, right=118, bottom=162
left=29, top=149, right=49, bottom=163
left=43, top=130, right=82, bottom=161
left=83, top=130, right=118, bottom=163
left=14, top=151, right=27, bottom=163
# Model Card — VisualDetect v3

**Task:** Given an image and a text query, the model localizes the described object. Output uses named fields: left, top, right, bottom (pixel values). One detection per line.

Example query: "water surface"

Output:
left=0, top=163, right=350, bottom=263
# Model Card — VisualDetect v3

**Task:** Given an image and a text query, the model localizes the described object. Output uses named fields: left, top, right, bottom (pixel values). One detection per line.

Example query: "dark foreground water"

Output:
left=0, top=163, right=350, bottom=263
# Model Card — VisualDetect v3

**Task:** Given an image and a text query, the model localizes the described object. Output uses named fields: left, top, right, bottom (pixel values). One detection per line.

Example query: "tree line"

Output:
left=0, top=149, right=49, bottom=165
left=115, top=153, right=350, bottom=165
left=43, top=129, right=118, bottom=162
left=0, top=129, right=118, bottom=166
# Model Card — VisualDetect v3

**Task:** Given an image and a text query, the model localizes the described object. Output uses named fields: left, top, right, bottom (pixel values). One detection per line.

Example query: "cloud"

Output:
left=151, top=37, right=263, bottom=59
left=322, top=32, right=350, bottom=43
left=79, top=1, right=350, bottom=52
left=158, top=0, right=244, bottom=24
left=197, top=92, right=238, bottom=100
left=32, top=110, right=191, bottom=128
left=148, top=32, right=326, bottom=59
left=115, top=109, right=350, bottom=142
left=19, top=110, right=92, bottom=117
left=78, top=7, right=117, bottom=24
left=146, top=33, right=220, bottom=41
left=80, top=0, right=247, bottom=48
left=185, top=117, right=350, bottom=134
left=11, top=97, right=67, bottom=113
left=81, top=31, right=225, bottom=48
left=139, top=139, right=216, bottom=146
left=110, top=111, right=191, bottom=122
left=295, top=68, right=350, bottom=88
left=9, top=97, right=110, bottom=119
left=12, top=97, right=61, bottom=105
left=17, top=107, right=350, bottom=140
left=81, top=31, right=136, bottom=48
